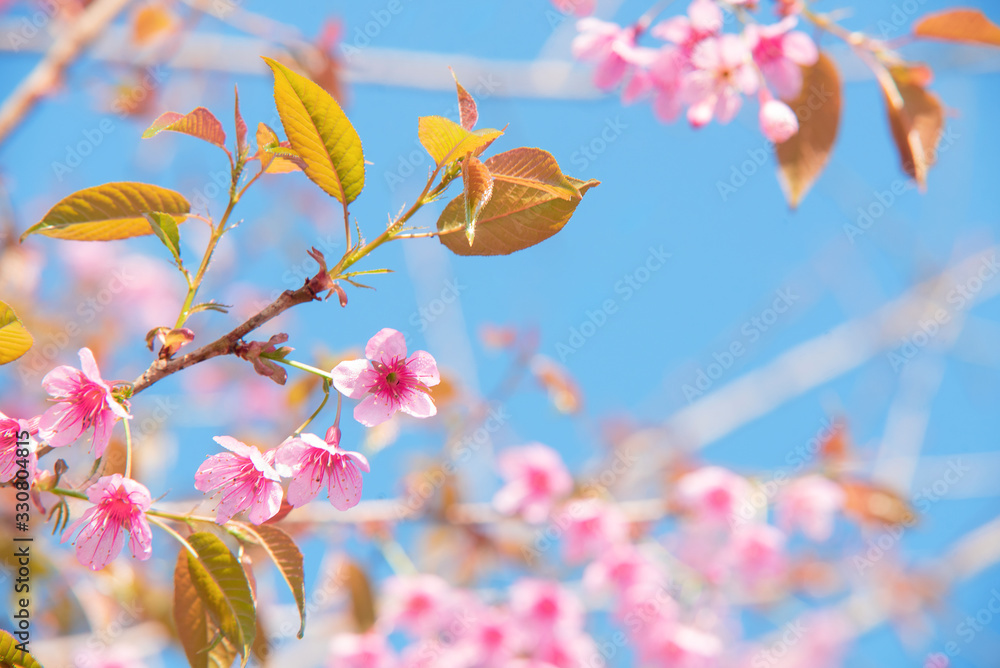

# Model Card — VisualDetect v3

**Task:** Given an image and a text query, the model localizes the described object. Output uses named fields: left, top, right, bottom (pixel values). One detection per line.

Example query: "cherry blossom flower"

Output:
left=510, top=579, right=584, bottom=638
left=583, top=543, right=662, bottom=601
left=329, top=632, right=397, bottom=668
left=380, top=574, right=455, bottom=637
left=39, top=347, right=129, bottom=456
left=776, top=474, right=845, bottom=541
left=727, top=523, right=788, bottom=584
left=561, top=498, right=628, bottom=562
left=759, top=98, right=799, bottom=142
left=651, top=0, right=723, bottom=54
left=925, top=653, right=950, bottom=668
left=0, top=412, right=38, bottom=484
left=572, top=19, right=646, bottom=90
left=675, top=465, right=752, bottom=524
left=640, top=624, right=722, bottom=668
left=277, top=426, right=370, bottom=510
left=332, top=328, right=440, bottom=427
left=453, top=607, right=518, bottom=666
left=493, top=443, right=573, bottom=524
left=684, top=34, right=758, bottom=127
left=61, top=474, right=152, bottom=571
left=745, top=17, right=819, bottom=99
left=194, top=436, right=283, bottom=524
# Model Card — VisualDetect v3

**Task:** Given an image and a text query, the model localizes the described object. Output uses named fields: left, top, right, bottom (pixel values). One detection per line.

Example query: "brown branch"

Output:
left=131, top=281, right=320, bottom=394
left=0, top=0, right=132, bottom=148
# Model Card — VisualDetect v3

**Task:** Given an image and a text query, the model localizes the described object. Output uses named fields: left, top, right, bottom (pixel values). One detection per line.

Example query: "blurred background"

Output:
left=1, top=0, right=999, bottom=666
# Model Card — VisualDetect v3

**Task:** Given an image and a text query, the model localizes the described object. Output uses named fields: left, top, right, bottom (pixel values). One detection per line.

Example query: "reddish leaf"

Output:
left=775, top=52, right=841, bottom=208
left=234, top=85, right=248, bottom=157
left=174, top=549, right=239, bottom=668
left=253, top=123, right=305, bottom=174
left=461, top=154, right=494, bottom=245
left=841, top=479, right=916, bottom=527
left=913, top=8, right=1000, bottom=47
left=451, top=68, right=478, bottom=130
left=342, top=560, right=377, bottom=632
left=131, top=3, right=175, bottom=45
left=486, top=147, right=579, bottom=200
left=143, top=107, right=228, bottom=150
left=880, top=65, right=945, bottom=189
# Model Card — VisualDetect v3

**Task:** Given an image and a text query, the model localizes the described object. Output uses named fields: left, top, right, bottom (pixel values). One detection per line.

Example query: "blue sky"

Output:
left=2, top=0, right=1000, bottom=666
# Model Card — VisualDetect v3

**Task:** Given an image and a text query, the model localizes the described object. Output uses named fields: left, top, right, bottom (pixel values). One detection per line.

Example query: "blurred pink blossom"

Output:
left=572, top=19, right=646, bottom=90
left=684, top=34, right=758, bottom=127
left=277, top=426, right=370, bottom=510
left=759, top=98, right=799, bottom=142
left=329, top=632, right=397, bottom=668
left=745, top=17, right=819, bottom=99
left=776, top=474, right=845, bottom=541
left=510, top=579, right=584, bottom=637
left=675, top=465, right=752, bottom=524
left=61, top=474, right=152, bottom=571
left=39, top=347, right=129, bottom=457
left=0, top=411, right=38, bottom=484
left=493, top=443, right=573, bottom=523
left=380, top=574, right=455, bottom=637
left=333, top=328, right=440, bottom=427
left=641, top=624, right=722, bottom=668
left=728, top=523, right=788, bottom=583
left=194, top=436, right=283, bottom=524
left=651, top=0, right=723, bottom=53
left=561, top=498, right=629, bottom=562
left=551, top=0, right=595, bottom=17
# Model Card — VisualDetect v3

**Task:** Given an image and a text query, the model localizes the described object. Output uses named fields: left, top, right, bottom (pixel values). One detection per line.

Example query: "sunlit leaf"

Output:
left=174, top=549, right=239, bottom=668
left=461, top=154, right=494, bottom=245
left=145, top=211, right=181, bottom=261
left=0, top=302, right=33, bottom=365
left=263, top=57, right=365, bottom=210
left=185, top=532, right=256, bottom=666
left=253, top=123, right=304, bottom=174
left=451, top=69, right=478, bottom=130
left=143, top=108, right=227, bottom=149
left=418, top=116, right=502, bottom=168
left=775, top=52, right=841, bottom=208
left=437, top=150, right=598, bottom=256
left=880, top=65, right=945, bottom=189
left=841, top=479, right=916, bottom=527
left=229, top=523, right=306, bottom=638
left=342, top=560, right=376, bottom=632
left=530, top=354, right=583, bottom=414
left=913, top=8, right=1000, bottom=46
left=0, top=629, right=42, bottom=668
left=20, top=182, right=190, bottom=242
left=486, top=147, right=579, bottom=200
left=131, top=3, right=175, bottom=45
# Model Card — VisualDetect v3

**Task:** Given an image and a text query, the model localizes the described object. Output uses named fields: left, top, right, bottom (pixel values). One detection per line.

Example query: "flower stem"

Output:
left=293, top=380, right=331, bottom=436
left=148, top=515, right=198, bottom=557
left=261, top=354, right=335, bottom=381
left=123, top=417, right=133, bottom=479
left=51, top=487, right=88, bottom=500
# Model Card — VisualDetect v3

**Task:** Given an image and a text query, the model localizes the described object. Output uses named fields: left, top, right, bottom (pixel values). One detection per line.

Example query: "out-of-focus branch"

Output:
left=0, top=0, right=132, bottom=148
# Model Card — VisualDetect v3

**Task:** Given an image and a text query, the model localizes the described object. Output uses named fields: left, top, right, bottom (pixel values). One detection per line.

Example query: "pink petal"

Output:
left=194, top=453, right=246, bottom=492
left=650, top=17, right=691, bottom=45
left=714, top=89, right=743, bottom=124
left=406, top=350, right=440, bottom=386
left=400, top=390, right=437, bottom=419
left=90, top=412, right=115, bottom=457
left=764, top=59, right=803, bottom=99
left=62, top=506, right=99, bottom=544
left=128, top=515, right=153, bottom=561
left=332, top=359, right=375, bottom=399
left=689, top=0, right=722, bottom=33
left=76, top=515, right=126, bottom=571
left=782, top=30, right=819, bottom=65
left=593, top=53, right=629, bottom=90
left=212, top=435, right=257, bottom=458
left=718, top=34, right=749, bottom=69
left=38, top=403, right=85, bottom=447
left=41, top=365, right=81, bottom=397
left=687, top=97, right=715, bottom=127
left=365, top=328, right=408, bottom=363
left=78, top=347, right=106, bottom=386
left=354, top=394, right=397, bottom=427
left=622, top=70, right=653, bottom=105
left=343, top=450, right=370, bottom=473
left=247, top=480, right=283, bottom=524
left=287, top=456, right=327, bottom=507
left=328, top=459, right=363, bottom=510
left=653, top=90, right=682, bottom=122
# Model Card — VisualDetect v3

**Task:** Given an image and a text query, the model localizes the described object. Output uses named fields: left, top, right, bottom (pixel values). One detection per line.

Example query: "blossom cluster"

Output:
left=567, top=0, right=819, bottom=143
left=322, top=444, right=850, bottom=666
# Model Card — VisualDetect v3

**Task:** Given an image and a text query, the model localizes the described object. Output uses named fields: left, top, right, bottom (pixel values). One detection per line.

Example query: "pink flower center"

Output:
left=100, top=487, right=142, bottom=525
left=369, top=357, right=422, bottom=408
left=754, top=36, right=784, bottom=65
left=534, top=595, right=560, bottom=621
left=73, top=380, right=114, bottom=429
left=527, top=468, right=551, bottom=494
left=706, top=487, right=731, bottom=513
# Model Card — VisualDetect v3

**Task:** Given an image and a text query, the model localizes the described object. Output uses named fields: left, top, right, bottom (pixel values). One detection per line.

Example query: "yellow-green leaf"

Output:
left=143, top=107, right=227, bottom=149
left=462, top=154, right=494, bottom=245
left=229, top=523, right=306, bottom=638
left=913, top=8, right=1000, bottom=47
left=438, top=166, right=599, bottom=256
left=0, top=302, right=33, bottom=365
left=185, top=532, right=256, bottom=666
left=486, top=147, right=579, bottom=200
left=418, top=116, right=502, bottom=168
left=0, top=629, right=43, bottom=668
left=263, top=57, right=364, bottom=207
left=775, top=53, right=842, bottom=208
left=145, top=211, right=181, bottom=261
left=20, top=182, right=190, bottom=242
left=174, top=548, right=239, bottom=668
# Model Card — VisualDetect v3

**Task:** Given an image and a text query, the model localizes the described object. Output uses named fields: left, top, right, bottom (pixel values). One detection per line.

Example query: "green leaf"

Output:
left=486, top=147, right=579, bottom=200
left=451, top=68, right=478, bottom=130
left=461, top=154, right=494, bottom=245
left=775, top=53, right=842, bottom=208
left=174, top=548, right=239, bottom=668
left=145, top=211, right=181, bottom=262
left=438, top=153, right=599, bottom=257
left=263, top=57, right=365, bottom=209
left=0, top=302, right=33, bottom=365
left=418, top=116, right=502, bottom=168
left=21, top=182, right=190, bottom=242
left=0, top=629, right=43, bottom=668
left=185, top=532, right=256, bottom=666
left=229, top=523, right=307, bottom=638
left=189, top=302, right=231, bottom=315
left=143, top=107, right=228, bottom=149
